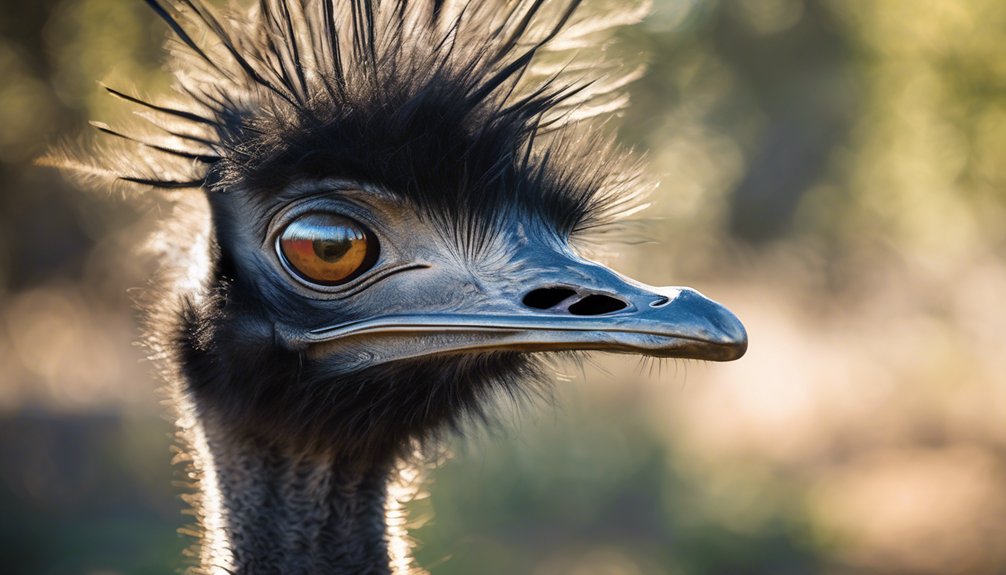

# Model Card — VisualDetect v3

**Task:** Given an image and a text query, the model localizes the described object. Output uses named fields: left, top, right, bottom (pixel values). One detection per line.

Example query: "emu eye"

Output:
left=278, top=213, right=378, bottom=286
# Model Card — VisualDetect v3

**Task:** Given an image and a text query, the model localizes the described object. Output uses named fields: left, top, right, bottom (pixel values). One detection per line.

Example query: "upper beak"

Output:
left=287, top=251, right=747, bottom=369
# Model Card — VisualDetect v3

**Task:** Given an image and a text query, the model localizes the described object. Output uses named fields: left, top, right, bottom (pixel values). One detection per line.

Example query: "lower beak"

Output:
left=285, top=255, right=747, bottom=369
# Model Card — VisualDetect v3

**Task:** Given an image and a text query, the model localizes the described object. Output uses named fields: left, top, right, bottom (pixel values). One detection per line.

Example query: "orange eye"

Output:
left=278, top=213, right=378, bottom=286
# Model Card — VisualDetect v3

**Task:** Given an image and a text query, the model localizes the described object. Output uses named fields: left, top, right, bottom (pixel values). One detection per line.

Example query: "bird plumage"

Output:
left=50, top=1, right=747, bottom=573
left=61, top=0, right=654, bottom=459
left=90, top=0, right=648, bottom=228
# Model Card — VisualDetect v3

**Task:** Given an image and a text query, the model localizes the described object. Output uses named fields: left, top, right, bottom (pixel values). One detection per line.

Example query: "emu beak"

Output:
left=292, top=251, right=747, bottom=369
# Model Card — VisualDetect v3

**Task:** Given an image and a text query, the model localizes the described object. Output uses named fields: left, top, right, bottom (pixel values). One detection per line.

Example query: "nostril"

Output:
left=649, top=296, right=670, bottom=308
left=523, top=287, right=578, bottom=310
left=568, top=294, right=628, bottom=316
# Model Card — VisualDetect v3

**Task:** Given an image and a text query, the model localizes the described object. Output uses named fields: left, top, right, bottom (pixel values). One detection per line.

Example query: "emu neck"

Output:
left=188, top=413, right=404, bottom=575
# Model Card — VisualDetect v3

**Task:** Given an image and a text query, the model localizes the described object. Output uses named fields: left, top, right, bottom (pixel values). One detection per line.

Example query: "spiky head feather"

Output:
left=81, top=0, right=650, bottom=239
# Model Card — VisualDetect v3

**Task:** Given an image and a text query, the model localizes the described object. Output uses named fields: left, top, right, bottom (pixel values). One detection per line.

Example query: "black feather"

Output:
left=57, top=5, right=652, bottom=533
left=103, top=85, right=220, bottom=127
left=74, top=0, right=643, bottom=237
left=83, top=0, right=652, bottom=458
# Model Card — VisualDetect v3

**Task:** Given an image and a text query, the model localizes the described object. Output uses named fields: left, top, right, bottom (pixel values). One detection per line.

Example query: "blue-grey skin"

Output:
left=226, top=181, right=746, bottom=371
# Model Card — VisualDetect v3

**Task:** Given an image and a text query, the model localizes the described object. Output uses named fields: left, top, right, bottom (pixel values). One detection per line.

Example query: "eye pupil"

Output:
left=313, top=237, right=353, bottom=262
left=278, top=213, right=378, bottom=286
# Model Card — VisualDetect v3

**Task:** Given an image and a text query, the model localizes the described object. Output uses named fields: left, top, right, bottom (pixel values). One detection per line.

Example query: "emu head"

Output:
left=73, top=0, right=746, bottom=464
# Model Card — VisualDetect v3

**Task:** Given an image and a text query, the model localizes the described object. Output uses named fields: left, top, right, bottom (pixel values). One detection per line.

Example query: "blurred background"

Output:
left=1, top=0, right=1005, bottom=573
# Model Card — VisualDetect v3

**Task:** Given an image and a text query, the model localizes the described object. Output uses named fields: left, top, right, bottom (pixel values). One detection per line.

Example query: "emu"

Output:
left=59, top=1, right=747, bottom=573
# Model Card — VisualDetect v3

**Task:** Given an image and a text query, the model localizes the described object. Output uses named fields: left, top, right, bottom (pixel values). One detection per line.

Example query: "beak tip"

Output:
left=723, top=331, right=748, bottom=361
left=673, top=288, right=748, bottom=361
left=713, top=306, right=748, bottom=361
left=719, top=310, right=748, bottom=360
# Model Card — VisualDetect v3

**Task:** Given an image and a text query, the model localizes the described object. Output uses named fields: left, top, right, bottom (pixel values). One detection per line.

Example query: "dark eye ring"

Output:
left=277, top=212, right=379, bottom=286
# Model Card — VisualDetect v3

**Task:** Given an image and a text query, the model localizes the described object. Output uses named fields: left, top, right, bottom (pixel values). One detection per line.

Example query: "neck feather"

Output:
left=179, top=398, right=421, bottom=575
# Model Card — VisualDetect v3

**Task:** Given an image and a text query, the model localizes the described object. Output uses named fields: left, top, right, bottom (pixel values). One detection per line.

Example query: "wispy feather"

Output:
left=51, top=0, right=650, bottom=242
